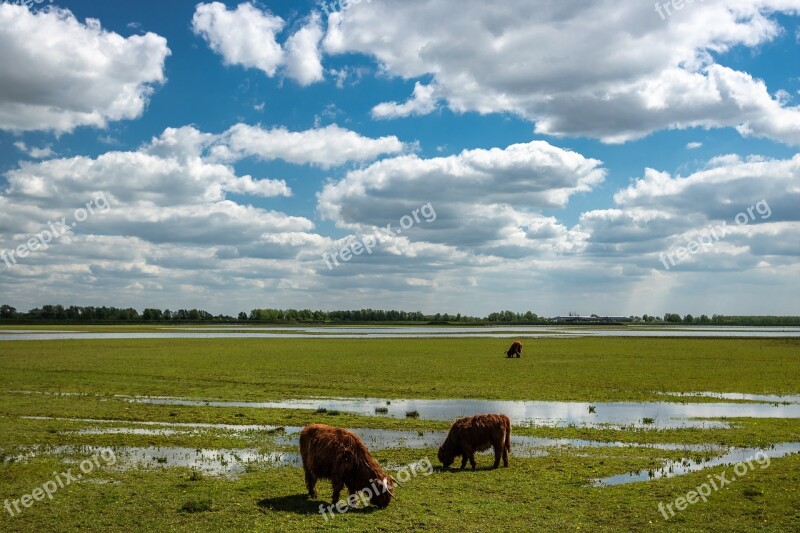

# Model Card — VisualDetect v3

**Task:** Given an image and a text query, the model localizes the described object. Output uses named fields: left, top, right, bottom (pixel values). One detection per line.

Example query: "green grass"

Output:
left=0, top=334, right=798, bottom=531
left=0, top=337, right=798, bottom=401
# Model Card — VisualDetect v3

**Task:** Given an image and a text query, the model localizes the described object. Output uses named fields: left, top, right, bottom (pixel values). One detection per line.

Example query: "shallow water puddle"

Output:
left=656, top=391, right=800, bottom=404
left=124, top=395, right=800, bottom=429
left=17, top=444, right=302, bottom=475
left=16, top=416, right=798, bottom=485
left=593, top=442, right=800, bottom=486
left=16, top=416, right=733, bottom=476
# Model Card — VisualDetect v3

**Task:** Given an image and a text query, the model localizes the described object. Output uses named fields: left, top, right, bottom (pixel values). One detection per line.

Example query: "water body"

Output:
left=2, top=325, right=800, bottom=340
left=123, top=395, right=800, bottom=429
left=16, top=418, right=798, bottom=487
left=594, top=442, right=800, bottom=486
left=13, top=417, right=728, bottom=477
left=657, top=391, right=800, bottom=404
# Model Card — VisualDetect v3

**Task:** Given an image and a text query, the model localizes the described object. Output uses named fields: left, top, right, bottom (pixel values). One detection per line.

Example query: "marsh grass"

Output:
left=0, top=334, right=798, bottom=531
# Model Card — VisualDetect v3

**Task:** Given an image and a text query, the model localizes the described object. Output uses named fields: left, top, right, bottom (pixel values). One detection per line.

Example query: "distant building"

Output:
left=552, top=315, right=632, bottom=323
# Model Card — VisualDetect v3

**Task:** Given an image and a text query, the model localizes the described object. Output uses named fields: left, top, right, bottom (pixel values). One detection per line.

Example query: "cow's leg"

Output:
left=304, top=468, right=317, bottom=498
left=331, top=478, right=345, bottom=504
left=502, top=441, right=509, bottom=467
left=468, top=452, right=477, bottom=470
left=492, top=440, right=503, bottom=469
left=459, top=455, right=468, bottom=469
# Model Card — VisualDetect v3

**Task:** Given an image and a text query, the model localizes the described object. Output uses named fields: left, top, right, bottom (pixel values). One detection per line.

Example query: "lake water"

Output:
left=2, top=325, right=800, bottom=340
left=123, top=395, right=800, bottom=429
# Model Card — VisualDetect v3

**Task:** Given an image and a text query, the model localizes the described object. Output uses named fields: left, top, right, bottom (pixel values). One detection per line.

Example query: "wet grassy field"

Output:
left=0, top=334, right=798, bottom=531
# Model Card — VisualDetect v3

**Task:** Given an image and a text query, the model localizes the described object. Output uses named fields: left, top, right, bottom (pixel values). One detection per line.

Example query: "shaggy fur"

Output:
left=300, top=424, right=395, bottom=507
left=506, top=340, right=523, bottom=358
left=438, top=414, right=512, bottom=469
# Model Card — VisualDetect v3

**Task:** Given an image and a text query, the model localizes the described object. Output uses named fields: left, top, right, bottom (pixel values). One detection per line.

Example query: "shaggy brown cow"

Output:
left=506, top=340, right=523, bottom=358
left=438, top=414, right=511, bottom=470
left=300, top=424, right=396, bottom=508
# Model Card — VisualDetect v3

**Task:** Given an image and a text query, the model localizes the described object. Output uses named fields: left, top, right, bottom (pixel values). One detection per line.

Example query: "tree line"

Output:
left=0, top=304, right=797, bottom=326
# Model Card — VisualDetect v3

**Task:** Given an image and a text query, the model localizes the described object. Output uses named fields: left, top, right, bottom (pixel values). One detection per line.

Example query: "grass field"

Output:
left=0, top=335, right=798, bottom=531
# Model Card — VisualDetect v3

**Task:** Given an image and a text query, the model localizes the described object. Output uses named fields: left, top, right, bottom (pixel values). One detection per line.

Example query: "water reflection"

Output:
left=125, top=395, right=800, bottom=429
left=594, top=442, right=800, bottom=486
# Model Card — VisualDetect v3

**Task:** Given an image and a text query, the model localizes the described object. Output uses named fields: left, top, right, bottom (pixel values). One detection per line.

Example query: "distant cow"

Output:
left=506, top=340, right=522, bottom=358
left=300, top=424, right=396, bottom=508
left=438, top=414, right=511, bottom=470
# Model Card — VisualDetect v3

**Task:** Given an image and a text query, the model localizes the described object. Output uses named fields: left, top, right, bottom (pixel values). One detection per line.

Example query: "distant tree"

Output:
left=683, top=314, right=694, bottom=324
left=238, top=312, right=248, bottom=321
left=0, top=305, right=17, bottom=319
left=664, top=313, right=682, bottom=323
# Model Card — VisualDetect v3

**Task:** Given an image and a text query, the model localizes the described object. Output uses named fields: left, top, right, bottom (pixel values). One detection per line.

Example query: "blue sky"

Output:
left=0, top=0, right=798, bottom=316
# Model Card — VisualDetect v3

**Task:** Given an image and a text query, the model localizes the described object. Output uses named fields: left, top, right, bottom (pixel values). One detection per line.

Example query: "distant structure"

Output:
left=552, top=315, right=632, bottom=323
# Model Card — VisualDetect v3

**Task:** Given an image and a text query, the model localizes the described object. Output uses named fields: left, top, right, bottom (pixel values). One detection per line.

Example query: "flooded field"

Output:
left=125, top=394, right=800, bottom=429
left=9, top=416, right=798, bottom=487
left=2, top=334, right=798, bottom=531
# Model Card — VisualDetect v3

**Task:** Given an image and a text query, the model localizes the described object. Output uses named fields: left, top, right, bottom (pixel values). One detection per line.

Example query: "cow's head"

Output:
left=438, top=444, right=455, bottom=468
left=367, top=476, right=396, bottom=508
left=357, top=459, right=396, bottom=508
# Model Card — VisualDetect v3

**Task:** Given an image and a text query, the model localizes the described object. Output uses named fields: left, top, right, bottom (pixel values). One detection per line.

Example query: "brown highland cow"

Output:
left=300, top=424, right=396, bottom=508
left=438, top=414, right=511, bottom=469
left=506, top=340, right=523, bottom=358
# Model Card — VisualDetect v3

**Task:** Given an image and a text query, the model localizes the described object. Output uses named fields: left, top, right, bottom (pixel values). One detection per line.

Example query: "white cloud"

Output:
left=213, top=123, right=407, bottom=168
left=318, top=141, right=606, bottom=258
left=323, top=0, right=800, bottom=144
left=284, top=13, right=325, bottom=86
left=686, top=142, right=703, bottom=149
left=192, top=2, right=285, bottom=76
left=577, top=154, right=800, bottom=275
left=192, top=2, right=327, bottom=86
left=372, top=82, right=439, bottom=119
left=14, top=141, right=54, bottom=159
left=0, top=4, right=169, bottom=133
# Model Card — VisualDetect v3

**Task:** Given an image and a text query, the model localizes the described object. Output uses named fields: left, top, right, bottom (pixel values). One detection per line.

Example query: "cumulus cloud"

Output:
left=0, top=4, right=169, bottom=133
left=0, top=121, right=409, bottom=291
left=14, top=141, right=54, bottom=159
left=372, top=82, right=439, bottom=119
left=318, top=141, right=606, bottom=258
left=323, top=0, right=800, bottom=144
left=213, top=123, right=407, bottom=168
left=578, top=154, right=800, bottom=272
left=192, top=2, right=285, bottom=76
left=284, top=13, right=325, bottom=86
left=192, top=2, right=327, bottom=86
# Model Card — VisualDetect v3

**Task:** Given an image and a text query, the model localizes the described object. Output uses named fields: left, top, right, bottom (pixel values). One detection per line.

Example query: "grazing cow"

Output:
left=300, top=424, right=396, bottom=508
left=506, top=340, right=523, bottom=358
left=438, top=414, right=511, bottom=470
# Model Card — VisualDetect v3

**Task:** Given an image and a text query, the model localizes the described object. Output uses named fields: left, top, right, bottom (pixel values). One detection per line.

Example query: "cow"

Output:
left=300, top=424, right=396, bottom=508
left=438, top=414, right=511, bottom=470
left=506, top=340, right=522, bottom=358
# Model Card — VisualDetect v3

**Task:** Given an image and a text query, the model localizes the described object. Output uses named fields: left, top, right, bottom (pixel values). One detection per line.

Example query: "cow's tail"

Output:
left=504, top=418, right=512, bottom=453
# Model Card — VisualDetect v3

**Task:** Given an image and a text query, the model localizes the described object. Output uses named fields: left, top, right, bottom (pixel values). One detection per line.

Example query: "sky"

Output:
left=0, top=0, right=798, bottom=317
